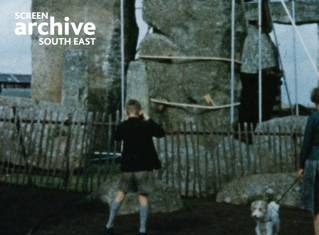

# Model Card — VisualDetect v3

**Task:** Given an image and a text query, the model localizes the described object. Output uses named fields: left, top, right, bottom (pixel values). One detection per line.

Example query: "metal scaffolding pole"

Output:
left=258, top=0, right=263, bottom=124
left=120, top=0, right=125, bottom=119
left=292, top=0, right=299, bottom=116
left=230, top=0, right=236, bottom=123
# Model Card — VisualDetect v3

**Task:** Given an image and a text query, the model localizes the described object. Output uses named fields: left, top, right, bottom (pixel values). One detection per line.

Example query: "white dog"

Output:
left=251, top=200, right=280, bottom=235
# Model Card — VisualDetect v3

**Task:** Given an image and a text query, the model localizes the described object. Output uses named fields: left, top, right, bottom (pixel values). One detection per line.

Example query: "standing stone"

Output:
left=245, top=1, right=319, bottom=24
left=126, top=61, right=150, bottom=112
left=63, top=49, right=88, bottom=109
left=32, top=0, right=138, bottom=112
left=127, top=0, right=246, bottom=123
left=216, top=173, right=302, bottom=208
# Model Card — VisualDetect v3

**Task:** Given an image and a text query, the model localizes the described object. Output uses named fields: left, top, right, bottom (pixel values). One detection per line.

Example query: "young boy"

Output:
left=104, top=99, right=165, bottom=235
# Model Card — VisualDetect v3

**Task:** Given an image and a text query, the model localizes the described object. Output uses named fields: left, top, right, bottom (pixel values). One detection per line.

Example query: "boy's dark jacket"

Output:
left=114, top=117, right=165, bottom=172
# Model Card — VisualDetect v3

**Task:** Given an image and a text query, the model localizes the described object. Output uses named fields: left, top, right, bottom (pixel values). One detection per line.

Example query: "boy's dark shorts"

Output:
left=118, top=171, right=155, bottom=195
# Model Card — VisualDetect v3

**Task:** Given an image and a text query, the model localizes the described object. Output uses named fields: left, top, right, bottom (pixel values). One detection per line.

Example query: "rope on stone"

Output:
left=138, top=55, right=242, bottom=64
left=150, top=98, right=240, bottom=110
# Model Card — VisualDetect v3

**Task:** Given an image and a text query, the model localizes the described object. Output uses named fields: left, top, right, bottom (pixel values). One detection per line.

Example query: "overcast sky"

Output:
left=273, top=23, right=318, bottom=107
left=0, top=0, right=31, bottom=74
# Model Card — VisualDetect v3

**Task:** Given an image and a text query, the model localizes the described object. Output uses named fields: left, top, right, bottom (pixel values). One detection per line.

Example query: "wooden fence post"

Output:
left=62, top=114, right=73, bottom=189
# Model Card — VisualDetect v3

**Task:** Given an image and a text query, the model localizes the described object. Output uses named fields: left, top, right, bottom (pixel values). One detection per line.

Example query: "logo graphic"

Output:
left=15, top=12, right=96, bottom=46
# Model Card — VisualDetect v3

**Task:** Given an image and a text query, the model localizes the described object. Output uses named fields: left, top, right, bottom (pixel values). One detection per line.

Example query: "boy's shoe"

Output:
left=104, top=227, right=114, bottom=235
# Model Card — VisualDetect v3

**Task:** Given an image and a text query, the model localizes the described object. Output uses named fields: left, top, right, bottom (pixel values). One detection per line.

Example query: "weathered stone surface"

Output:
left=62, top=49, right=88, bottom=109
left=126, top=61, right=149, bottom=113
left=139, top=34, right=179, bottom=58
left=90, top=173, right=183, bottom=215
left=127, top=0, right=246, bottom=123
left=32, top=0, right=138, bottom=112
left=256, top=115, right=307, bottom=129
left=216, top=173, right=302, bottom=208
left=246, top=1, right=319, bottom=24
left=0, top=96, right=81, bottom=113
left=143, top=0, right=246, bottom=54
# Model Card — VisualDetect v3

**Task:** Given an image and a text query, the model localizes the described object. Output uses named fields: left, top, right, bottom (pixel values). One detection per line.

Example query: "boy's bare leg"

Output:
left=106, top=191, right=126, bottom=229
left=138, top=194, right=149, bottom=234
left=314, top=214, right=319, bottom=235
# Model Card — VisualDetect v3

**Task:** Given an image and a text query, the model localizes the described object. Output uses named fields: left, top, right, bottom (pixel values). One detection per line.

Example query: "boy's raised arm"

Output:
left=139, top=110, right=165, bottom=138
left=148, top=119, right=165, bottom=138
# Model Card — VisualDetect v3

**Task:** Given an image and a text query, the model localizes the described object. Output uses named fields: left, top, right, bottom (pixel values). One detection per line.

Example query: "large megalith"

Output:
left=127, top=0, right=246, bottom=123
left=32, top=0, right=138, bottom=112
left=245, top=1, right=319, bottom=24
left=216, top=173, right=302, bottom=208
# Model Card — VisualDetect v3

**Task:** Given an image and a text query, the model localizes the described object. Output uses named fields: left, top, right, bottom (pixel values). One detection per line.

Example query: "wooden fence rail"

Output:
left=0, top=107, right=305, bottom=197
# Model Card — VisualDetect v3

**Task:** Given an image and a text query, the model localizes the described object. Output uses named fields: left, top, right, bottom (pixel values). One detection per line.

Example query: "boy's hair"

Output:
left=126, top=99, right=142, bottom=115
left=311, top=88, right=319, bottom=104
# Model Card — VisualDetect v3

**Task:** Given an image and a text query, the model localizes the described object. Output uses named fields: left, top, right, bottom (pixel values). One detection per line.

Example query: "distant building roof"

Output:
left=0, top=73, right=31, bottom=84
left=1, top=88, right=32, bottom=98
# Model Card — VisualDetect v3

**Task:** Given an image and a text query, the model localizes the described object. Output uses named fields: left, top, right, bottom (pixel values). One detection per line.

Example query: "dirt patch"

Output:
left=0, top=183, right=313, bottom=235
